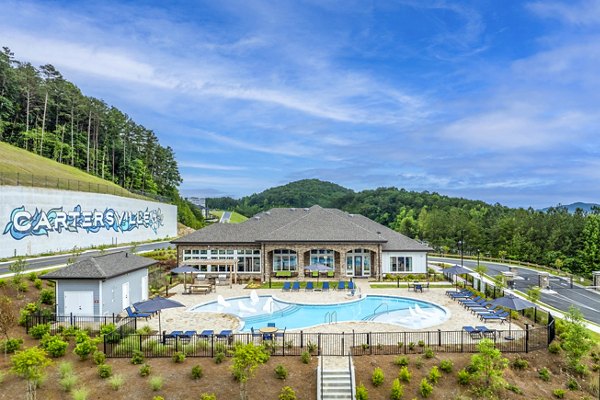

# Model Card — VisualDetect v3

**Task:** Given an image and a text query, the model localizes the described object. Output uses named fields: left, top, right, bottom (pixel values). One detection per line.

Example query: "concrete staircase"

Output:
left=317, top=356, right=355, bottom=400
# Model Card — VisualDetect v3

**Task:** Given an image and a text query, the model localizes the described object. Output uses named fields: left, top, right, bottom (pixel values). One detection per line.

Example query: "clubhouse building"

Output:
left=172, top=205, right=431, bottom=281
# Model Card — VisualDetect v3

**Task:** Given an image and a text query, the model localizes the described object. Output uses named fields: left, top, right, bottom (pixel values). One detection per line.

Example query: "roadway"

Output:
left=220, top=211, right=232, bottom=223
left=430, top=256, right=600, bottom=326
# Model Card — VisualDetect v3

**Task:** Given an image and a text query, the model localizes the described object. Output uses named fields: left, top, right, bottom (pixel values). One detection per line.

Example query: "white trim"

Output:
left=98, top=280, right=103, bottom=315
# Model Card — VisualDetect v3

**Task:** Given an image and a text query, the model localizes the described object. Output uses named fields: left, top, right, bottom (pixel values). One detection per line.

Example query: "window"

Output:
left=309, top=249, right=334, bottom=268
left=390, top=256, right=413, bottom=272
left=273, top=249, right=297, bottom=272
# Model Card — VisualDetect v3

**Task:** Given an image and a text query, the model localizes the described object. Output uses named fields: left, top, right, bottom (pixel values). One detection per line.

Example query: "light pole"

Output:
left=458, top=240, right=464, bottom=267
left=477, top=249, right=480, bottom=268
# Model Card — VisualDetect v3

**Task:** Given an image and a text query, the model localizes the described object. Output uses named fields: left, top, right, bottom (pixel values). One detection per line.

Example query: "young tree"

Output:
left=469, top=338, right=508, bottom=398
left=526, top=286, right=541, bottom=303
left=9, top=257, right=26, bottom=291
left=11, top=346, right=51, bottom=400
left=561, top=306, right=593, bottom=370
left=231, top=343, right=270, bottom=400
left=0, top=296, right=16, bottom=339
left=473, top=264, right=488, bottom=292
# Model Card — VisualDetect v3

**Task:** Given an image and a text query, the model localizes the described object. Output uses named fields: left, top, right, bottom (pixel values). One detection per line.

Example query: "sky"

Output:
left=2, top=0, right=600, bottom=209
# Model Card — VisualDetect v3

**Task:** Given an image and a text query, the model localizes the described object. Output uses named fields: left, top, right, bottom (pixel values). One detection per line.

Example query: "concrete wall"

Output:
left=381, top=251, right=428, bottom=274
left=101, top=268, right=148, bottom=315
left=56, top=280, right=100, bottom=315
left=0, top=186, right=177, bottom=258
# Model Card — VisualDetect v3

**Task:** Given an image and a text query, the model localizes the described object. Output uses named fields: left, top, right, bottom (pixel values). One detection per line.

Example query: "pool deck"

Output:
left=140, top=280, right=523, bottom=334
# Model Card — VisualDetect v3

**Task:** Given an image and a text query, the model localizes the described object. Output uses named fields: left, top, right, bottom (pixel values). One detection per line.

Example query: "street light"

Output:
left=477, top=249, right=480, bottom=268
left=458, top=240, right=464, bottom=267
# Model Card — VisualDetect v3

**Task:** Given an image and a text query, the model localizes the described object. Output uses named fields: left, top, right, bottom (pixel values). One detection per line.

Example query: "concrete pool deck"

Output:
left=140, top=280, right=523, bottom=334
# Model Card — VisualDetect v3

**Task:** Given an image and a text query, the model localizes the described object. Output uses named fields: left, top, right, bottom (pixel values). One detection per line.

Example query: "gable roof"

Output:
left=173, top=205, right=431, bottom=251
left=41, top=251, right=156, bottom=280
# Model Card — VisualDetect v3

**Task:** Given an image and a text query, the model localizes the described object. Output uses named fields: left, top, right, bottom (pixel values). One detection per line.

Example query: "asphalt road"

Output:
left=431, top=256, right=600, bottom=325
left=220, top=211, right=232, bottom=223
left=0, top=241, right=173, bottom=274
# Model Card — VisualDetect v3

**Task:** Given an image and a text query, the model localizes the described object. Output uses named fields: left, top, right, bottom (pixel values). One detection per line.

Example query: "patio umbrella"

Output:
left=171, top=265, right=199, bottom=291
left=489, top=294, right=535, bottom=340
left=304, top=263, right=333, bottom=284
left=443, top=265, right=473, bottom=291
left=133, top=296, right=185, bottom=333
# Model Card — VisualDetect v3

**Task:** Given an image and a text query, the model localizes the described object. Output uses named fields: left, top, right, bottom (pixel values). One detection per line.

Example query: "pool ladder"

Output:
left=324, top=311, right=337, bottom=324
left=373, top=302, right=389, bottom=316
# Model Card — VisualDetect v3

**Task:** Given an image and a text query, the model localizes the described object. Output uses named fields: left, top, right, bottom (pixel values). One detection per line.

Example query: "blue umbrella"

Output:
left=171, top=265, right=199, bottom=291
left=444, top=265, right=473, bottom=290
left=133, top=296, right=185, bottom=333
left=490, top=294, right=535, bottom=339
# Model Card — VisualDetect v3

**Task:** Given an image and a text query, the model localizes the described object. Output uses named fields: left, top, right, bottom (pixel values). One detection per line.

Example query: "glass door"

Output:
left=354, top=256, right=363, bottom=277
left=346, top=256, right=354, bottom=276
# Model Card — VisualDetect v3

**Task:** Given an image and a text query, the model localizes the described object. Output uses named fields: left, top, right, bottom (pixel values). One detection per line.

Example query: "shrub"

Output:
left=301, top=350, right=311, bottom=364
left=414, top=359, right=424, bottom=369
left=136, top=325, right=152, bottom=334
left=72, top=388, right=89, bottom=400
left=130, top=350, right=144, bottom=365
left=418, top=340, right=425, bottom=347
left=93, top=351, right=106, bottom=365
left=506, top=383, right=523, bottom=394
left=355, top=383, right=368, bottom=400
left=108, top=374, right=124, bottom=390
left=172, top=351, right=185, bottom=363
left=566, top=377, right=579, bottom=390
left=214, top=351, right=225, bottom=364
left=59, top=374, right=78, bottom=392
left=419, top=378, right=433, bottom=398
left=574, top=363, right=589, bottom=376
left=40, top=334, right=68, bottom=357
left=18, top=302, right=39, bottom=326
left=278, top=386, right=296, bottom=400
left=58, top=361, right=74, bottom=378
left=408, top=342, right=415, bottom=350
left=398, top=366, right=411, bottom=383
left=439, top=359, right=453, bottom=373
left=191, top=364, right=203, bottom=380
left=17, top=281, right=29, bottom=292
left=30, top=323, right=51, bottom=339
left=538, top=367, right=551, bottom=381
left=428, top=366, right=442, bottom=385
left=390, top=378, right=403, bottom=400
left=200, top=394, right=217, bottom=400
left=457, top=369, right=471, bottom=385
left=371, top=367, right=384, bottom=387
left=28, top=272, right=39, bottom=282
left=394, top=355, right=409, bottom=367
left=140, top=363, right=151, bottom=377
left=1, top=338, right=23, bottom=353
left=99, top=324, right=120, bottom=344
left=33, top=279, right=43, bottom=290
left=150, top=375, right=163, bottom=391
left=275, top=364, right=288, bottom=380
left=97, top=364, right=112, bottom=379
left=548, top=342, right=561, bottom=354
left=553, top=388, right=565, bottom=398
left=39, top=289, right=55, bottom=305
left=423, top=347, right=435, bottom=359
left=152, top=397, right=164, bottom=400
left=307, top=341, right=317, bottom=354
left=512, top=357, right=529, bottom=370
left=73, top=334, right=97, bottom=360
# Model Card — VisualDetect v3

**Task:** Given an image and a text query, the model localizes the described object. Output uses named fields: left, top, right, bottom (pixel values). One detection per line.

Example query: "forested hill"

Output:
left=0, top=47, right=204, bottom=228
left=210, top=179, right=600, bottom=277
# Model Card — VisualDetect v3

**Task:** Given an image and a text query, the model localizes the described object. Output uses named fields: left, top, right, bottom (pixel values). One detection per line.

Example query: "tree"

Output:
left=526, top=286, right=541, bottom=303
left=579, top=214, right=600, bottom=277
left=473, top=264, right=488, bottom=292
left=231, top=343, right=270, bottom=400
left=0, top=296, right=16, bottom=339
left=11, top=346, right=52, bottom=400
left=9, top=257, right=26, bottom=292
left=561, top=306, right=593, bottom=370
left=469, top=338, right=508, bottom=398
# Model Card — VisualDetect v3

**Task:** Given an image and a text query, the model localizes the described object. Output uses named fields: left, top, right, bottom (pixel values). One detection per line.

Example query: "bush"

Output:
left=200, top=394, right=217, bottom=400
left=512, top=357, right=529, bottom=370
left=301, top=350, right=311, bottom=364
left=371, top=367, right=384, bottom=387
left=548, top=342, right=561, bottom=354
left=278, top=386, right=296, bottom=400
left=28, top=272, right=39, bottom=282
left=398, top=366, right=411, bottom=383
left=130, top=350, right=144, bottom=365
left=93, top=351, right=106, bottom=365
left=1, top=338, right=23, bottom=353
left=275, top=364, right=288, bottom=380
left=191, top=364, right=203, bottom=380
left=73, top=334, right=97, bottom=360
left=428, top=366, right=442, bottom=385
left=408, top=342, right=415, bottom=350
left=538, top=367, right=551, bottom=381
left=553, top=388, right=565, bottom=398
left=140, top=363, right=151, bottom=377
left=574, top=363, right=589, bottom=376
left=506, top=383, right=523, bottom=394
left=419, top=378, right=433, bottom=397
left=172, top=351, right=185, bottom=363
left=457, top=369, right=471, bottom=385
left=150, top=375, right=163, bottom=391
left=30, top=323, right=51, bottom=339
left=355, top=383, right=368, bottom=400
left=394, top=355, right=409, bottom=366
left=439, top=359, right=453, bottom=373
left=108, top=374, right=124, bottom=390
left=97, top=364, right=112, bottom=379
left=72, top=388, right=89, bottom=400
left=307, top=341, right=317, bottom=354
left=566, top=377, right=579, bottom=390
left=136, top=325, right=152, bottom=334
left=40, top=334, right=68, bottom=357
left=33, top=279, right=43, bottom=290
left=214, top=351, right=225, bottom=364
left=59, top=373, right=78, bottom=392
left=58, top=361, right=74, bottom=378
left=18, top=302, right=39, bottom=326
left=423, top=347, right=435, bottom=359
left=390, top=378, right=403, bottom=400
left=414, top=359, right=424, bottom=369
left=418, top=340, right=425, bottom=347
left=100, top=324, right=120, bottom=344
left=39, top=289, right=55, bottom=305
left=152, top=397, right=164, bottom=400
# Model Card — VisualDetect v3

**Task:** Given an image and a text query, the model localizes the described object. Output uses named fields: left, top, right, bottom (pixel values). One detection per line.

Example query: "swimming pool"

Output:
left=188, top=294, right=449, bottom=332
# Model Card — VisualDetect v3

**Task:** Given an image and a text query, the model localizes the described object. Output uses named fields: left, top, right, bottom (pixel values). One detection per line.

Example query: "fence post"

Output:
left=341, top=333, right=344, bottom=356
left=525, top=324, right=529, bottom=353
left=211, top=335, right=214, bottom=358
left=318, top=333, right=321, bottom=356
left=103, top=334, right=107, bottom=354
left=352, top=329, right=355, bottom=349
left=300, top=331, right=304, bottom=348
left=460, top=330, right=463, bottom=353
left=438, top=329, right=442, bottom=347
left=368, top=333, right=372, bottom=355
left=70, top=312, right=73, bottom=327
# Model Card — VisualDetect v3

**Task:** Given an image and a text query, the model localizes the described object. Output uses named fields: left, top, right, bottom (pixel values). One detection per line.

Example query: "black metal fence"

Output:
left=103, top=323, right=550, bottom=358
left=25, top=313, right=137, bottom=336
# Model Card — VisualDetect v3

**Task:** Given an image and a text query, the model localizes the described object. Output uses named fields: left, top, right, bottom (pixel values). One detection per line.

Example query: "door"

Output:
left=122, top=282, right=130, bottom=309
left=141, top=276, right=148, bottom=301
left=354, top=256, right=363, bottom=277
left=64, top=291, right=94, bottom=316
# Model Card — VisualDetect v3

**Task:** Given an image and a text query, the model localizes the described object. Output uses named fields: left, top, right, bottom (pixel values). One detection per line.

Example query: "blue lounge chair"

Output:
left=479, top=311, right=508, bottom=322
left=126, top=306, right=151, bottom=318
left=337, top=281, right=346, bottom=291
left=459, top=296, right=482, bottom=305
left=165, top=330, right=184, bottom=339
left=282, top=282, right=291, bottom=291
left=348, top=281, right=355, bottom=290
left=446, top=289, right=469, bottom=296
left=217, top=329, right=233, bottom=338
left=305, top=282, right=314, bottom=291
left=291, top=282, right=300, bottom=291
left=199, top=330, right=214, bottom=338
left=475, top=326, right=497, bottom=339
left=322, top=282, right=330, bottom=291
left=463, top=326, right=481, bottom=339
left=182, top=330, right=197, bottom=338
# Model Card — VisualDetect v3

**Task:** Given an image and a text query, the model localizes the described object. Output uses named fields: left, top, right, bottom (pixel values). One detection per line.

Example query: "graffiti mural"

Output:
left=3, top=205, right=164, bottom=240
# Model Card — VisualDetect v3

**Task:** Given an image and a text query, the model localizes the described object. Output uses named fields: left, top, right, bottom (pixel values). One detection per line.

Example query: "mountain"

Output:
left=542, top=202, right=600, bottom=214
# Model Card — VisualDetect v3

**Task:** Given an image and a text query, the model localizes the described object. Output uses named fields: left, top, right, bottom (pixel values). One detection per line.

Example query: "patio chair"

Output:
left=282, top=282, right=291, bottom=291
left=458, top=296, right=482, bottom=305
left=165, top=330, right=184, bottom=340
left=479, top=311, right=508, bottom=323
left=322, top=282, right=330, bottom=291
left=462, top=326, right=482, bottom=339
left=199, top=330, right=214, bottom=338
left=311, top=271, right=319, bottom=278
left=348, top=281, right=355, bottom=290
left=475, top=326, right=497, bottom=339
left=305, top=281, right=314, bottom=291
left=446, top=289, right=469, bottom=296
left=291, top=281, right=300, bottom=291
left=126, top=306, right=151, bottom=318
left=217, top=329, right=233, bottom=338
left=327, top=271, right=335, bottom=278
left=448, top=291, right=472, bottom=299
left=182, top=330, right=197, bottom=338
left=337, top=281, right=346, bottom=291
left=414, top=283, right=423, bottom=292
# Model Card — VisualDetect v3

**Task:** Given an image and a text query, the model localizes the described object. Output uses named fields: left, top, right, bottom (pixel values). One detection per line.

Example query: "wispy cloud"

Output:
left=179, top=162, right=247, bottom=171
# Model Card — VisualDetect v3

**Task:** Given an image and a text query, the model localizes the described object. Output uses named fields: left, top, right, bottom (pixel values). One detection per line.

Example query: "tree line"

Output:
left=0, top=47, right=204, bottom=228
left=209, top=179, right=600, bottom=277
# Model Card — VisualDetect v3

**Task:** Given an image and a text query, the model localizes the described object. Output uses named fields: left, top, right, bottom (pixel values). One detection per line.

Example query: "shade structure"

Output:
left=490, top=294, right=535, bottom=339
left=304, top=263, right=333, bottom=284
left=171, top=265, right=199, bottom=291
left=133, top=296, right=185, bottom=333
left=444, top=265, right=473, bottom=290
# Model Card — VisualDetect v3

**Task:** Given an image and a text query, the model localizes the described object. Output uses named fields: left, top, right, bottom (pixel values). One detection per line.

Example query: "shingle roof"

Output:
left=40, top=251, right=156, bottom=280
left=173, top=205, right=431, bottom=252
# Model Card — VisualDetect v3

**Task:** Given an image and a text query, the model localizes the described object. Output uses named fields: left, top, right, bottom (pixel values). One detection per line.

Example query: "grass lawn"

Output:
left=210, top=210, right=248, bottom=223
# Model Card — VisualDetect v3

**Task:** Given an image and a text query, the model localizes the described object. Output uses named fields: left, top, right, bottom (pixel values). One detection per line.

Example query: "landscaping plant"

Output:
left=191, top=364, right=203, bottom=380
left=371, top=367, right=384, bottom=387
left=230, top=343, right=270, bottom=400
left=10, top=346, right=52, bottom=400
left=274, top=364, right=288, bottom=380
left=355, top=383, right=368, bottom=400
left=150, top=375, right=163, bottom=391
left=419, top=378, right=433, bottom=398
left=398, top=366, right=411, bottom=383
left=390, top=378, right=403, bottom=400
left=469, top=338, right=509, bottom=398
left=139, top=363, right=151, bottom=377
left=278, top=386, right=296, bottom=400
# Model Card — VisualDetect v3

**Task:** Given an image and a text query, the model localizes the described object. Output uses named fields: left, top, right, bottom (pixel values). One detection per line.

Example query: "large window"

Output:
left=182, top=249, right=261, bottom=273
left=310, top=249, right=334, bottom=268
left=390, top=256, right=413, bottom=272
left=273, top=249, right=297, bottom=272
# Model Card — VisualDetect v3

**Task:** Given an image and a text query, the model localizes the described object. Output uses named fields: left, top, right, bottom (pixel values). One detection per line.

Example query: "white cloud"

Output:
left=527, top=0, right=600, bottom=26
left=179, top=162, right=247, bottom=171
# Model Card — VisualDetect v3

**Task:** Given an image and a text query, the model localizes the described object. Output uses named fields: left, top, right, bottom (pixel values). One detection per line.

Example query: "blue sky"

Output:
left=2, top=0, right=600, bottom=208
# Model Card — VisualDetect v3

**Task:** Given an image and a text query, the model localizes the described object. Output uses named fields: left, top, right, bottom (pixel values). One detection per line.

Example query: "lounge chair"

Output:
left=126, top=306, right=151, bottom=318
left=322, top=282, right=330, bottom=291
left=348, top=281, right=355, bottom=290
left=199, top=330, right=214, bottom=338
left=446, top=289, right=469, bottom=296
left=217, top=329, right=233, bottom=338
left=291, top=282, right=300, bottom=291
left=479, top=311, right=508, bottom=322
left=268, top=322, right=276, bottom=327
left=282, top=282, right=291, bottom=291
left=165, top=330, right=184, bottom=339
left=182, top=330, right=197, bottom=338
left=305, top=281, right=314, bottom=291
left=448, top=291, right=472, bottom=299
left=458, top=296, right=482, bottom=305
left=462, top=326, right=482, bottom=339
left=337, top=281, right=346, bottom=291
left=475, top=326, right=497, bottom=339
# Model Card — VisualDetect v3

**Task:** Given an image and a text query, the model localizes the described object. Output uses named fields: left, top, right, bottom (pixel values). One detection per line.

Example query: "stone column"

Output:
left=502, top=271, right=515, bottom=289
left=538, top=272, right=549, bottom=289
left=593, top=271, right=600, bottom=291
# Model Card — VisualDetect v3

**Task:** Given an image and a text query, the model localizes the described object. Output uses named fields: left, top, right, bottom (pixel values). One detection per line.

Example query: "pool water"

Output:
left=188, top=294, right=449, bottom=332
